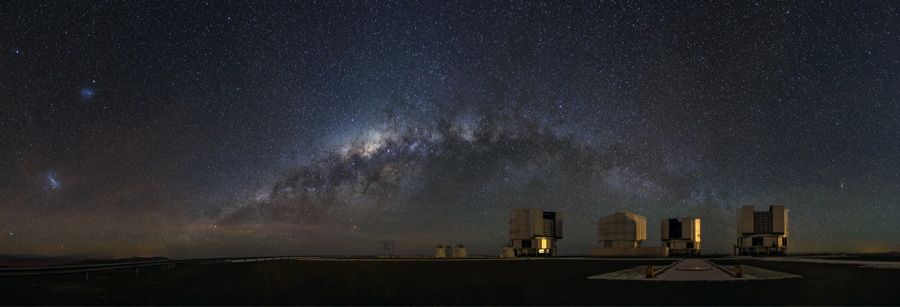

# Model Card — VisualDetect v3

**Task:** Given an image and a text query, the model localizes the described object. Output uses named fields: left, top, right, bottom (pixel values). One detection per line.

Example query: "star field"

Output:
left=1, top=1, right=899, bottom=258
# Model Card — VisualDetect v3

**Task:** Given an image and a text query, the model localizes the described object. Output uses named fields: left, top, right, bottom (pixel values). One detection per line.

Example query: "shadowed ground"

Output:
left=1, top=259, right=897, bottom=305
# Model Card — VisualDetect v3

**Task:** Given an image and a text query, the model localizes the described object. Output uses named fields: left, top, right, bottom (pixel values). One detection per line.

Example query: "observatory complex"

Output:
left=434, top=244, right=467, bottom=257
left=507, top=208, right=562, bottom=256
left=735, top=205, right=789, bottom=255
left=590, top=211, right=668, bottom=257
left=661, top=217, right=701, bottom=256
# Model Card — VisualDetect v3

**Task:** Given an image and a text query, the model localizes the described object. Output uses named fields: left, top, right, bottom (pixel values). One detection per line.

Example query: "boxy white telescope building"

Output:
left=598, top=211, right=647, bottom=248
left=735, top=205, right=789, bottom=255
left=590, top=211, right=668, bottom=257
left=661, top=217, right=701, bottom=256
left=507, top=208, right=562, bottom=257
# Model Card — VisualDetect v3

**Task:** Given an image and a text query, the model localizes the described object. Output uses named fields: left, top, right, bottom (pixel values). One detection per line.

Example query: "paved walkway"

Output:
left=588, top=258, right=802, bottom=281
left=291, top=257, right=678, bottom=261
left=654, top=259, right=741, bottom=281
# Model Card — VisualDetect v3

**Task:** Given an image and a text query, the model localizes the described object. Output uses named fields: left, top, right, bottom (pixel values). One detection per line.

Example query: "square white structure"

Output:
left=590, top=211, right=668, bottom=257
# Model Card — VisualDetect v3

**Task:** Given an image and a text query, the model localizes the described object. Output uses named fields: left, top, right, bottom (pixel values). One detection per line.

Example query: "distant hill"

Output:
left=0, top=255, right=170, bottom=267
left=862, top=251, right=900, bottom=257
left=0, top=255, right=94, bottom=267
left=66, top=257, right=170, bottom=266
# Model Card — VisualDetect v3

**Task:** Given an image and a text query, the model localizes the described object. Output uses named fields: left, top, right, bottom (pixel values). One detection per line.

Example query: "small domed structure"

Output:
left=501, top=243, right=514, bottom=258
left=454, top=244, right=467, bottom=257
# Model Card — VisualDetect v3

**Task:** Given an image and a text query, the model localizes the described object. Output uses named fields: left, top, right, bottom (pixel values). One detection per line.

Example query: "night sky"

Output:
left=2, top=1, right=899, bottom=259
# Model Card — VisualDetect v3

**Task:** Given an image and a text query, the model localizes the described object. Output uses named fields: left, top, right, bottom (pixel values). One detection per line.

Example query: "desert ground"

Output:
left=1, top=257, right=898, bottom=305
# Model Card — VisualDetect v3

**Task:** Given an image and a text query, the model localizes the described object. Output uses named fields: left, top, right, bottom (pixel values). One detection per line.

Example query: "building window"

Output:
left=782, top=237, right=788, bottom=247
left=522, top=239, right=532, bottom=248
left=752, top=237, right=764, bottom=246
left=687, top=242, right=694, bottom=249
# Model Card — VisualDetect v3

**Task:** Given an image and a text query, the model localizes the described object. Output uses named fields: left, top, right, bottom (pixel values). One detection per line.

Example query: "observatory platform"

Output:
left=588, top=258, right=801, bottom=281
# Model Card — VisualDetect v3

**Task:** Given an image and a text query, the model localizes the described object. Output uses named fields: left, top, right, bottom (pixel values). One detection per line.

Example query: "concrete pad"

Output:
left=758, top=257, right=900, bottom=269
left=709, top=259, right=803, bottom=280
left=292, top=257, right=679, bottom=261
left=588, top=258, right=801, bottom=281
left=588, top=260, right=679, bottom=280
left=655, top=259, right=738, bottom=281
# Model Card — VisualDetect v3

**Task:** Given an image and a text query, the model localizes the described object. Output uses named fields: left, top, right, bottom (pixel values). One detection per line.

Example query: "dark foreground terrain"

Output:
left=1, top=258, right=898, bottom=305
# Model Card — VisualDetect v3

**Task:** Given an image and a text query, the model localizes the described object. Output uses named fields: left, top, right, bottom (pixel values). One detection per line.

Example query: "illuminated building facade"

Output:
left=661, top=217, right=701, bottom=256
left=735, top=205, right=789, bottom=255
left=507, top=208, right=562, bottom=257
